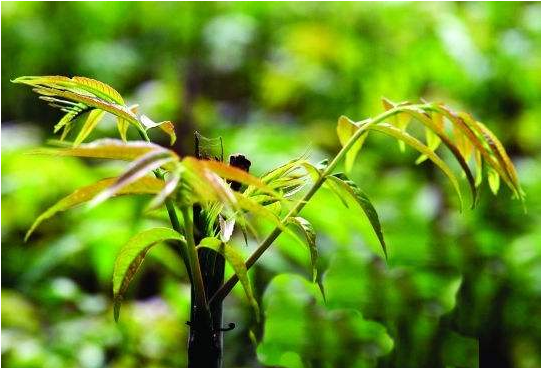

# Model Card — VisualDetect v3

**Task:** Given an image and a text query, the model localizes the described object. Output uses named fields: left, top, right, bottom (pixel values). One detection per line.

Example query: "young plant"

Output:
left=14, top=75, right=524, bottom=367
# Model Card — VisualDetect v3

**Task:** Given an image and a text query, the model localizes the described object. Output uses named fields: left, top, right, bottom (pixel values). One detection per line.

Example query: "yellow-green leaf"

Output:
left=286, top=217, right=318, bottom=281
left=488, top=166, right=500, bottom=195
left=30, top=139, right=167, bottom=161
left=113, top=227, right=185, bottom=321
left=183, top=157, right=276, bottom=197
left=325, top=174, right=387, bottom=259
left=337, top=115, right=368, bottom=174
left=89, top=150, right=176, bottom=208
left=382, top=97, right=412, bottom=151
left=367, top=123, right=464, bottom=210
left=73, top=109, right=106, bottom=146
left=25, top=177, right=164, bottom=241
left=197, top=237, right=259, bottom=319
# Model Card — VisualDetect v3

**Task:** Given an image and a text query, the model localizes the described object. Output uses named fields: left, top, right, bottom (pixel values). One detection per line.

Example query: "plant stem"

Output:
left=136, top=128, right=194, bottom=280
left=209, top=104, right=427, bottom=306
left=181, top=206, right=210, bottom=313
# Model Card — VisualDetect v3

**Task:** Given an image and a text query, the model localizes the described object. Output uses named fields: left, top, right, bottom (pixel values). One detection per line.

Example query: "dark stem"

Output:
left=187, top=203, right=225, bottom=368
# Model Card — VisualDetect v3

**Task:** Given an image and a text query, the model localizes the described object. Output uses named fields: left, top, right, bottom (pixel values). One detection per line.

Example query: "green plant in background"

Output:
left=13, top=75, right=523, bottom=368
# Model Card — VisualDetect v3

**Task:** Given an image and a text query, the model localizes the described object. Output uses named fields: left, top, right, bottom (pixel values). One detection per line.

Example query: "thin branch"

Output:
left=209, top=104, right=429, bottom=306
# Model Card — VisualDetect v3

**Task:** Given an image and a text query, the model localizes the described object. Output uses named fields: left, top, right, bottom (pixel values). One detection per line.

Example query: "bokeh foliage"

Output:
left=2, top=2, right=541, bottom=368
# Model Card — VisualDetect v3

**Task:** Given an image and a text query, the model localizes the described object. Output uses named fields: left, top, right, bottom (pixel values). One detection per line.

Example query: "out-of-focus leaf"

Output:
left=73, top=109, right=106, bottom=146
left=286, top=217, right=318, bottom=281
left=442, top=331, right=479, bottom=368
left=113, top=227, right=185, bottom=321
left=89, top=150, right=177, bottom=207
left=25, top=177, right=164, bottom=241
left=336, top=115, right=367, bottom=174
left=325, top=174, right=387, bottom=259
left=257, top=274, right=393, bottom=367
left=197, top=237, right=259, bottom=318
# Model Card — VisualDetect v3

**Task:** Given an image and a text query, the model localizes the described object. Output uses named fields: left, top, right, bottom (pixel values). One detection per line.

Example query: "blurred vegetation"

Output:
left=2, top=2, right=540, bottom=368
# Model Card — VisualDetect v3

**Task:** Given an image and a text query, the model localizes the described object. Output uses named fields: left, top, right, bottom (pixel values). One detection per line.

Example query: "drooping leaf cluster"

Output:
left=15, top=76, right=523, bottom=323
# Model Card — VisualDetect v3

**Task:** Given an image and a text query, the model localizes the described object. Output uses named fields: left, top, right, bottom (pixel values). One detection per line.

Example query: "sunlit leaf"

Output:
left=325, top=174, right=387, bottom=259
left=89, top=150, right=177, bottom=207
left=25, top=177, right=164, bottom=241
left=117, top=105, right=138, bottom=142
left=183, top=157, right=277, bottom=197
left=487, top=166, right=500, bottom=195
left=434, top=106, right=517, bottom=199
left=382, top=97, right=412, bottom=151
left=366, top=122, right=464, bottom=210
left=113, top=227, right=185, bottom=321
left=395, top=106, right=476, bottom=208
left=30, top=139, right=168, bottom=161
left=337, top=115, right=367, bottom=174
left=197, top=237, right=259, bottom=318
left=73, top=109, right=106, bottom=146
left=71, top=76, right=125, bottom=104
left=146, top=170, right=181, bottom=211
left=415, top=112, right=443, bottom=164
left=286, top=217, right=318, bottom=281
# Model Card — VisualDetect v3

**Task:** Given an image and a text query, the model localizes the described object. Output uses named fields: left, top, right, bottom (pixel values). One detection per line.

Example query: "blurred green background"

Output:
left=2, top=2, right=541, bottom=368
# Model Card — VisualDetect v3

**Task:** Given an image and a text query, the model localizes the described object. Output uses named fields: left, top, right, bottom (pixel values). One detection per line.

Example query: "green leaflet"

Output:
left=197, top=237, right=259, bottom=319
left=396, top=106, right=476, bottom=209
left=183, top=157, right=276, bottom=197
left=487, top=166, right=500, bottom=195
left=73, top=109, right=106, bottom=146
left=367, top=123, right=464, bottom=211
left=30, top=139, right=169, bottom=161
left=117, top=118, right=129, bottom=142
left=71, top=76, right=125, bottom=104
left=13, top=76, right=141, bottom=131
left=113, top=227, right=185, bottom=321
left=325, top=174, right=387, bottom=259
left=13, top=76, right=125, bottom=105
left=89, top=150, right=177, bottom=208
left=25, top=177, right=164, bottom=241
left=336, top=115, right=368, bottom=174
left=382, top=98, right=412, bottom=152
left=140, top=115, right=177, bottom=146
left=286, top=217, right=319, bottom=282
